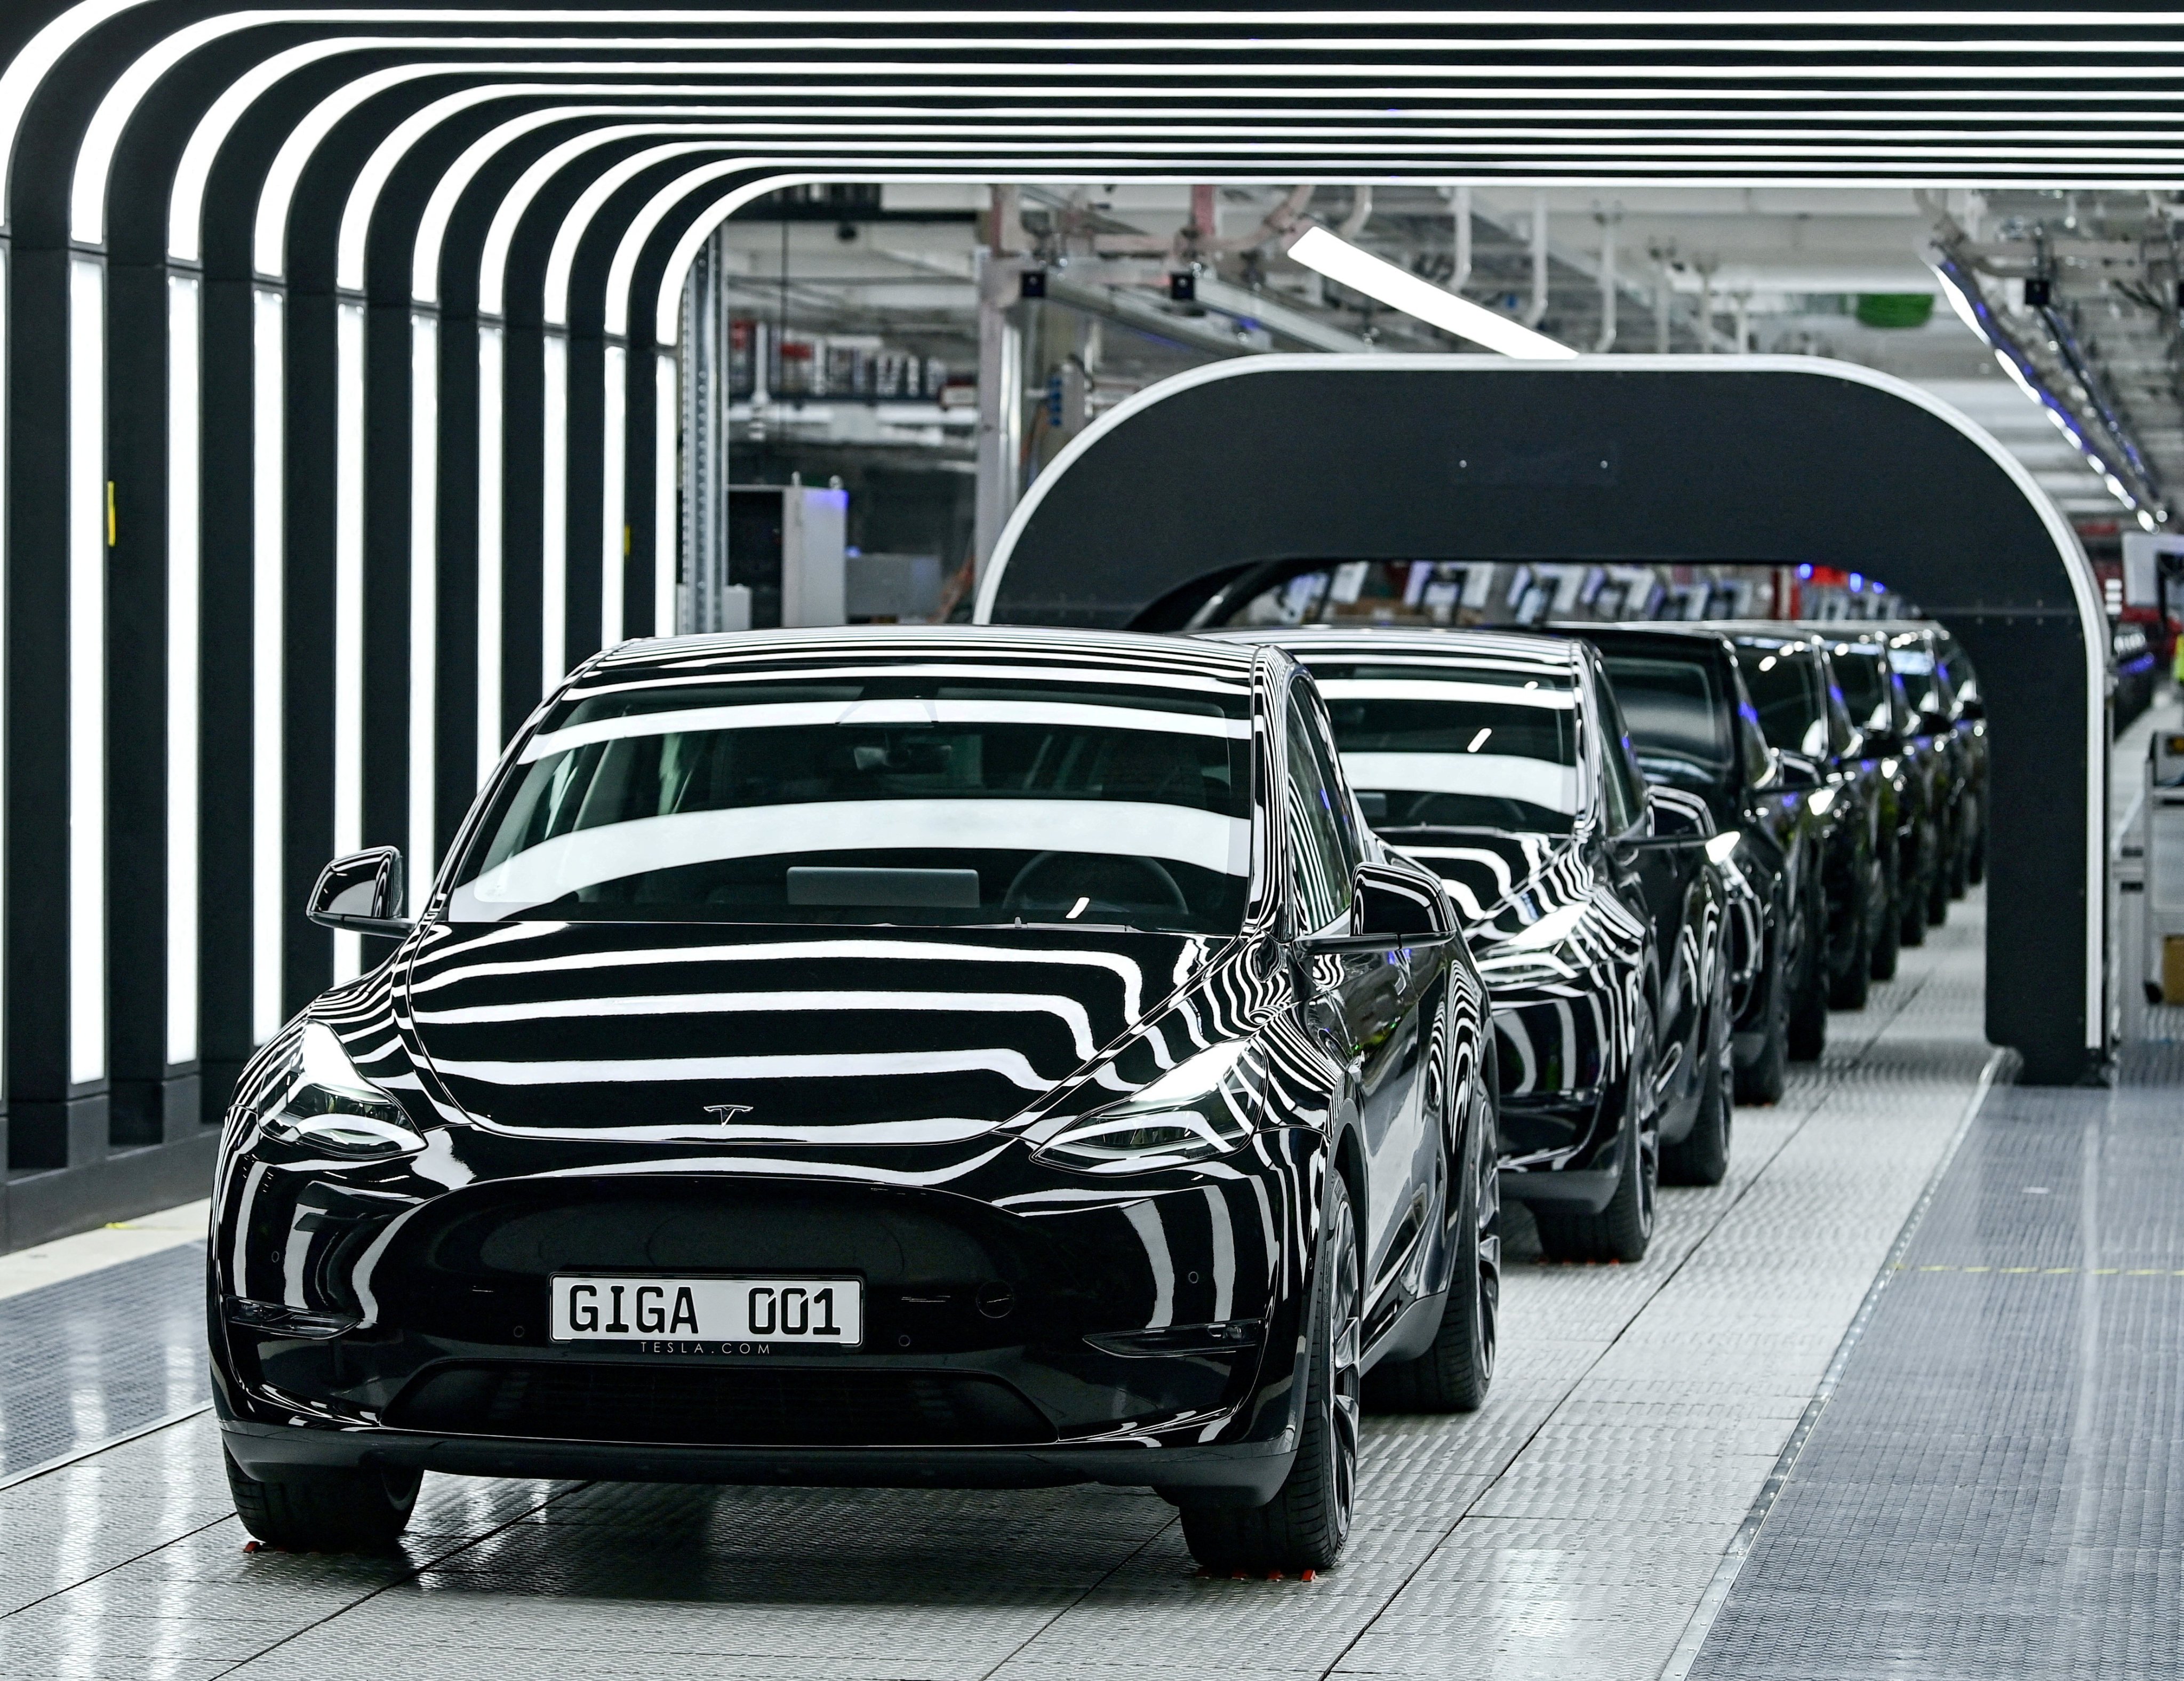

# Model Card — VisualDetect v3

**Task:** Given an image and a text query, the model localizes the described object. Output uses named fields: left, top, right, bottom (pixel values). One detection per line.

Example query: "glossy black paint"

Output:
left=1549, top=625, right=1827, bottom=1084
left=1714, top=627, right=1891, bottom=1006
left=209, top=627, right=1491, bottom=1507
left=1809, top=625, right=1951, bottom=946
left=1921, top=622, right=1992, bottom=891
left=1213, top=628, right=1729, bottom=1212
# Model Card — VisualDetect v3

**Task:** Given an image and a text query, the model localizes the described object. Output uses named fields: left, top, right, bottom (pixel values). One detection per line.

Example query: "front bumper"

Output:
left=209, top=1136, right=1322, bottom=1501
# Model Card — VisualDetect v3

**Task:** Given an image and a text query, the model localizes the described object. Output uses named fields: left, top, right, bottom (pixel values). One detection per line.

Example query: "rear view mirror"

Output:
left=308, top=847, right=411, bottom=936
left=1297, top=862, right=1459, bottom=955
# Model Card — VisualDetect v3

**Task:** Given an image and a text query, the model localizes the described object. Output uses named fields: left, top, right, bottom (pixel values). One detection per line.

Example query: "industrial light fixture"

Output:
left=1287, top=226, right=1577, bottom=361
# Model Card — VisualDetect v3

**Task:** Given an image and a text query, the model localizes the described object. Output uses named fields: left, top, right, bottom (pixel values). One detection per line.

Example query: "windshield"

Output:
left=1830, top=644, right=1900, bottom=736
left=1735, top=643, right=1829, bottom=757
left=1889, top=636, right=1953, bottom=719
left=1305, top=660, right=1581, bottom=834
left=1600, top=655, right=1731, bottom=792
left=444, top=670, right=1255, bottom=934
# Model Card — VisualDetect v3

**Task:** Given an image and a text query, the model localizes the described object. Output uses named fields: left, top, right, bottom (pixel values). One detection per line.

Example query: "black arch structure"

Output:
left=978, top=356, right=2108, bottom=1086
left=0, top=3, right=2173, bottom=1240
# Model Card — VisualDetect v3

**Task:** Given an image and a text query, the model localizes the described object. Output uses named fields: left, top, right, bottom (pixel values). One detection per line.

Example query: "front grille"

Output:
left=388, top=1361, right=1055, bottom=1447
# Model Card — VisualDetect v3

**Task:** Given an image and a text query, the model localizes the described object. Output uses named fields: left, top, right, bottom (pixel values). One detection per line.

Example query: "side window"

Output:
left=1299, top=693, right=1365, bottom=879
left=1591, top=670, right=1646, bottom=833
left=1284, top=702, right=1354, bottom=933
left=1730, top=667, right=1773, bottom=787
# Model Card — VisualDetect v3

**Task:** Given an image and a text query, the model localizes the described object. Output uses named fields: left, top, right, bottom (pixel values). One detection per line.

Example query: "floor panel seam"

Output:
left=1653, top=1043, right=2009, bottom=1681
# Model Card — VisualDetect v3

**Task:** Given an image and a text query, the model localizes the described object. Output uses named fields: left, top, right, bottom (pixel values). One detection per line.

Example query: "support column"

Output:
left=972, top=244, right=1023, bottom=584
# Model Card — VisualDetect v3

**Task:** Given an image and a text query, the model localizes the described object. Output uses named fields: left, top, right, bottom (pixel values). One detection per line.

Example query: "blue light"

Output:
left=1796, top=563, right=1813, bottom=580
left=1849, top=572, right=1865, bottom=592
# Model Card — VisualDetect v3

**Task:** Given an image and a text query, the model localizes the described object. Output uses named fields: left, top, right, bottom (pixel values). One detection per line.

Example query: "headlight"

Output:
left=257, top=1022, right=426, bottom=1160
left=1705, top=831, right=1742, bottom=865
left=1030, top=1041, right=1260, bottom=1174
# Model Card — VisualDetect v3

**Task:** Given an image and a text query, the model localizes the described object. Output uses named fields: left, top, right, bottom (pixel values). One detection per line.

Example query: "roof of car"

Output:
left=1542, top=622, right=1739, bottom=657
left=578, top=623, right=1270, bottom=690
left=1206, top=624, right=1582, bottom=670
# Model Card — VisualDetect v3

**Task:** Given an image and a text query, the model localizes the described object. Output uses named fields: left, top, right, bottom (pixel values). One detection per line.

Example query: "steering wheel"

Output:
left=1002, top=852, right=1188, bottom=920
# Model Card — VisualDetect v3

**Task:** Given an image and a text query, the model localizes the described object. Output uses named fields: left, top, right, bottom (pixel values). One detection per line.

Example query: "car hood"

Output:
left=398, top=920, right=1221, bottom=1146
left=1373, top=827, right=1573, bottom=926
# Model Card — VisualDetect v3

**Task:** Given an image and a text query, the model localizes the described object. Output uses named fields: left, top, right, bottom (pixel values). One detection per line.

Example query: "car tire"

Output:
left=1900, top=846, right=1929, bottom=948
left=1735, top=945, right=1788, bottom=1105
left=1828, top=876, right=1873, bottom=1009
left=1663, top=968, right=1733, bottom=1188
left=223, top=1445, right=420, bottom=1552
left=1868, top=850, right=1901, bottom=982
left=1181, top=1175, right=1361, bottom=1574
left=1926, top=828, right=1951, bottom=925
left=1948, top=803, right=1973, bottom=899
left=1787, top=906, right=1828, bottom=1064
left=1967, top=804, right=1987, bottom=886
left=1367, top=1080, right=1499, bottom=1414
left=1535, top=1010, right=1658, bottom=1264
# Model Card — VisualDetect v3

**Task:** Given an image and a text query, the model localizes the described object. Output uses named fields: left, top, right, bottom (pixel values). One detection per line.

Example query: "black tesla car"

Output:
left=1219, top=628, right=1735, bottom=1260
left=1911, top=621, right=1990, bottom=894
left=1714, top=626, right=1890, bottom=1009
left=1552, top=625, right=1827, bottom=1102
left=1814, top=625, right=1948, bottom=949
left=210, top=628, right=1495, bottom=1576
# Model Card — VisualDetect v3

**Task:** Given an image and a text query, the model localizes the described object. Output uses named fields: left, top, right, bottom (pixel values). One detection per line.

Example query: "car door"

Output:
left=1591, top=661, right=1694, bottom=1083
left=1283, top=689, right=1428, bottom=1326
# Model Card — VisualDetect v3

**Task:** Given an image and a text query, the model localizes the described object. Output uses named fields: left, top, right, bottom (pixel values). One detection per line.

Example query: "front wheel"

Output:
left=1829, top=855, right=1876, bottom=1010
left=1900, top=842, right=1930, bottom=949
left=224, top=1446, right=420, bottom=1552
left=1182, top=1175, right=1361, bottom=1574
left=1735, top=942, right=1788, bottom=1105
left=1869, top=847, right=1902, bottom=982
left=1536, top=1010, right=1658, bottom=1263
left=1367, top=1081, right=1499, bottom=1413
left=1663, top=966, right=1733, bottom=1187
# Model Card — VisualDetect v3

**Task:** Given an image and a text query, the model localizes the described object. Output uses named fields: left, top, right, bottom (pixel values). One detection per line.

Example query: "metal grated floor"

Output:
left=1686, top=1037, right=2184, bottom=1681
left=0, top=893, right=2006, bottom=1681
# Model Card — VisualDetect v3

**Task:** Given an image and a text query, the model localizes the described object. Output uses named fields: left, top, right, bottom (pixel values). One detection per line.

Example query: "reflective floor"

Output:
left=5, top=883, right=2101, bottom=1680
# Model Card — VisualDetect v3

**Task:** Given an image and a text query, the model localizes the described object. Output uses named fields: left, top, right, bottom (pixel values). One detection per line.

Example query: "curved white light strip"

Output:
left=2, top=0, right=161, bottom=221
left=542, top=138, right=754, bottom=325
left=251, top=46, right=801, bottom=278
left=479, top=122, right=691, bottom=317
left=341, top=85, right=763, bottom=292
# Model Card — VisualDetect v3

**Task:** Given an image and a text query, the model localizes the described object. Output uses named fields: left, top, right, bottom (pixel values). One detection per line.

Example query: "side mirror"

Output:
left=1296, top=862, right=1458, bottom=956
left=1773, top=753, right=1821, bottom=791
left=308, top=847, right=411, bottom=937
left=1646, top=787, right=1710, bottom=838
left=1618, top=791, right=1714, bottom=854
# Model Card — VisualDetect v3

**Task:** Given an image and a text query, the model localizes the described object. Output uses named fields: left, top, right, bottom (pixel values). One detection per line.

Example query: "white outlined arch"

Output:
left=974, top=350, right=2109, bottom=1050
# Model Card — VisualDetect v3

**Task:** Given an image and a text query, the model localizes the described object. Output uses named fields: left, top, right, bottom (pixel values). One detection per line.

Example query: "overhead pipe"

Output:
left=1595, top=207, right=1620, bottom=353
left=1337, top=185, right=1373, bottom=240
left=1523, top=189, right=1550, bottom=327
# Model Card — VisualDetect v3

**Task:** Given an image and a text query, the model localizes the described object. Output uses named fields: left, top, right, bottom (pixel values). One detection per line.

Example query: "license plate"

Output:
left=549, top=1276, right=862, bottom=1348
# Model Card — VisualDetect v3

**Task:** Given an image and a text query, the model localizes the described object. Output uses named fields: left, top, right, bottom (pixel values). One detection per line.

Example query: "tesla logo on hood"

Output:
left=703, top=1103, right=755, bottom=1125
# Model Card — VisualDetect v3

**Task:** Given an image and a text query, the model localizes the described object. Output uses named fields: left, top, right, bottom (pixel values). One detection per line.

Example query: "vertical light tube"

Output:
left=601, top=343, right=625, bottom=648
left=408, top=312, right=437, bottom=901
left=252, top=286, right=284, bottom=1043
left=475, top=323, right=502, bottom=784
left=67, top=257, right=106, bottom=1087
left=540, top=331, right=567, bottom=691
left=331, top=299, right=365, bottom=982
left=654, top=347, right=676, bottom=636
left=165, top=274, right=200, bottom=1068
left=0, top=249, right=9, bottom=1094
